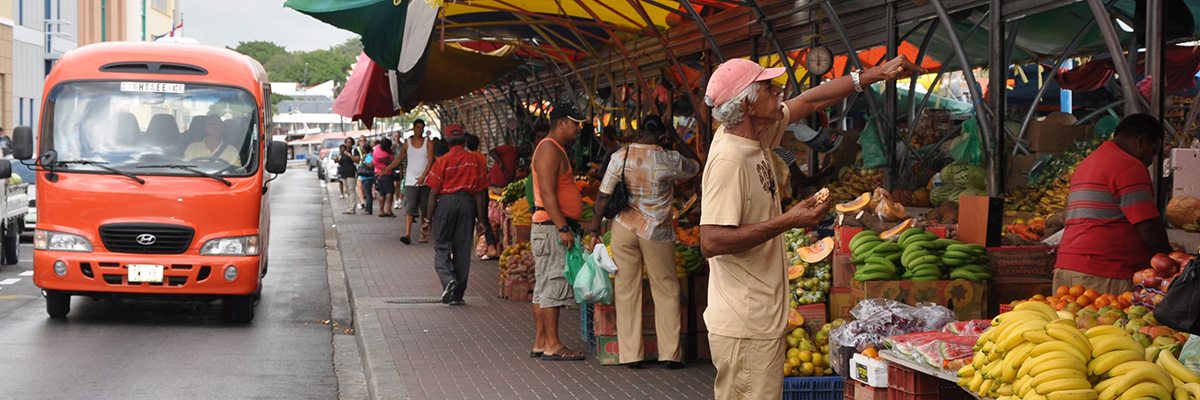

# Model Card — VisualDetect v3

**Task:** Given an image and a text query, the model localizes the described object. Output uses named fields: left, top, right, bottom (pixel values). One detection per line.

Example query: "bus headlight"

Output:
left=35, top=230, right=94, bottom=252
left=200, top=235, right=259, bottom=256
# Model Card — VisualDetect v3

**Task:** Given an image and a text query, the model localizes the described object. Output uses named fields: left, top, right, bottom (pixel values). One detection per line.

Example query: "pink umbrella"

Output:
left=333, top=52, right=398, bottom=129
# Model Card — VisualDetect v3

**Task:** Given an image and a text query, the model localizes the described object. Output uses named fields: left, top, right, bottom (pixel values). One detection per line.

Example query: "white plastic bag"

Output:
left=573, top=251, right=613, bottom=304
left=592, top=244, right=618, bottom=274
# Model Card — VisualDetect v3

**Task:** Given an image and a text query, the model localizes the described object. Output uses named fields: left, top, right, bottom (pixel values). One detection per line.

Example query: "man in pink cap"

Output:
left=421, top=123, right=494, bottom=305
left=699, top=56, right=923, bottom=399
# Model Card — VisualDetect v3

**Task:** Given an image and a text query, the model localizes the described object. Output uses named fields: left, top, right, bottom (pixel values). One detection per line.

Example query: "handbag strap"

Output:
left=618, top=146, right=630, bottom=183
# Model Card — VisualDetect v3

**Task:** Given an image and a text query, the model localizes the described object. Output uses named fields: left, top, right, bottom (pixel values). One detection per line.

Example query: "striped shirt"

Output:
left=1057, top=141, right=1159, bottom=279
left=424, top=146, right=488, bottom=196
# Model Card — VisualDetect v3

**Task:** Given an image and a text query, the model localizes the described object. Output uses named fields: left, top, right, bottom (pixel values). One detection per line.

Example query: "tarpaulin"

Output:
left=1055, top=46, right=1200, bottom=94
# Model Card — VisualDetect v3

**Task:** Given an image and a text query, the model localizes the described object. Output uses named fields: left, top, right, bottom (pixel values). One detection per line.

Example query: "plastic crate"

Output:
left=886, top=363, right=939, bottom=394
left=842, top=379, right=855, bottom=400
left=938, top=378, right=974, bottom=400
left=885, top=390, right=938, bottom=400
left=782, top=376, right=844, bottom=400
left=581, top=304, right=596, bottom=355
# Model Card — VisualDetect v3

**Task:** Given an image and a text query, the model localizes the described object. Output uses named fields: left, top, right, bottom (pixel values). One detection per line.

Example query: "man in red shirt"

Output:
left=421, top=123, right=495, bottom=305
left=1055, top=113, right=1174, bottom=295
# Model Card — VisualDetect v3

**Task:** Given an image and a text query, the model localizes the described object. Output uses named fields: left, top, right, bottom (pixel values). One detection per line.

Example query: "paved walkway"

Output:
left=322, top=181, right=716, bottom=400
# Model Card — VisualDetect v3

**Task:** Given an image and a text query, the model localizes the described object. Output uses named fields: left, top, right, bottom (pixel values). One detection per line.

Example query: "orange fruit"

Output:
left=862, top=348, right=879, bottom=359
left=1118, top=292, right=1134, bottom=308
left=1083, top=289, right=1100, bottom=300
left=1053, top=301, right=1067, bottom=311
left=1061, top=295, right=1076, bottom=304
left=1031, top=294, right=1046, bottom=301
left=1076, top=295, right=1092, bottom=306
left=1069, top=285, right=1085, bottom=297
left=1056, top=286, right=1070, bottom=297
left=1046, top=296, right=1059, bottom=303
left=1094, top=297, right=1111, bottom=308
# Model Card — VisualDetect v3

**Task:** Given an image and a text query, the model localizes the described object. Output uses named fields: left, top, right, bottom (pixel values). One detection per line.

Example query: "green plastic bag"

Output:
left=573, top=249, right=613, bottom=304
left=950, top=115, right=984, bottom=166
left=563, top=238, right=585, bottom=285
left=858, top=115, right=887, bottom=169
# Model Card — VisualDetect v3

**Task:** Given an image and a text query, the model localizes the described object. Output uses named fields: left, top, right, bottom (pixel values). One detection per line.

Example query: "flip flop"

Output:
left=400, top=236, right=411, bottom=245
left=541, top=347, right=585, bottom=361
left=529, top=350, right=544, bottom=358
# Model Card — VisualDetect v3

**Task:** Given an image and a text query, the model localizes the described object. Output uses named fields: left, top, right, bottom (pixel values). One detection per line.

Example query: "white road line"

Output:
left=19, top=271, right=33, bottom=276
left=0, top=278, right=20, bottom=285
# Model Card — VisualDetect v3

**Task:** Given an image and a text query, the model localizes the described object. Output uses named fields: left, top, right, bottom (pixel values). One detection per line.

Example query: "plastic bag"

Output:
left=475, top=235, right=489, bottom=259
left=592, top=244, right=618, bottom=274
left=858, top=115, right=887, bottom=169
left=831, top=299, right=958, bottom=350
left=563, top=239, right=585, bottom=285
left=1178, top=334, right=1200, bottom=374
left=573, top=250, right=613, bottom=304
left=949, top=115, right=983, bottom=166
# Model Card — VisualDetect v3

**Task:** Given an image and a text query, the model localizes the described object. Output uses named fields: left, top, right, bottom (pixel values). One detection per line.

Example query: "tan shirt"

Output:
left=599, top=144, right=700, bottom=242
left=700, top=104, right=790, bottom=340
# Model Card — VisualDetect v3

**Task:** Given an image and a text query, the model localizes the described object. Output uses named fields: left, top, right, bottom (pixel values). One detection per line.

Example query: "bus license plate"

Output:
left=128, top=264, right=164, bottom=283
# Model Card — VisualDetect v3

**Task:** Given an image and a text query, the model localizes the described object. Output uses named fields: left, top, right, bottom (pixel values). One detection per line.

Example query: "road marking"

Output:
left=0, top=278, right=20, bottom=285
left=19, top=271, right=32, bottom=276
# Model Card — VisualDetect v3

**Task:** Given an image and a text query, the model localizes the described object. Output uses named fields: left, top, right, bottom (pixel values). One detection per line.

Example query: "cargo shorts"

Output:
left=531, top=224, right=575, bottom=308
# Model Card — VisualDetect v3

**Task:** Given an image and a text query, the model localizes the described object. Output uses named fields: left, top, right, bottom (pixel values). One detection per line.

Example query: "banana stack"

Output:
left=957, top=301, right=1099, bottom=400
left=1156, top=350, right=1200, bottom=399
left=849, top=230, right=900, bottom=281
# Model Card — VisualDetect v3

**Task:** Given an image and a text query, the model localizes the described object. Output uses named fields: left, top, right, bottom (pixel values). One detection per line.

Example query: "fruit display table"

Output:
left=878, top=350, right=958, bottom=383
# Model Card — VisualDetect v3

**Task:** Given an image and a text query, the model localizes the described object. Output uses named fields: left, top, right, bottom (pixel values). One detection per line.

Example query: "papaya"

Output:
left=797, top=237, right=834, bottom=263
left=787, top=308, right=806, bottom=331
left=835, top=193, right=870, bottom=214
left=879, top=218, right=915, bottom=240
left=787, top=265, right=805, bottom=281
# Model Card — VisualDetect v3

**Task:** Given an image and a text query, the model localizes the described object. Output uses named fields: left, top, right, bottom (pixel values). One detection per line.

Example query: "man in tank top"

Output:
left=383, top=119, right=436, bottom=244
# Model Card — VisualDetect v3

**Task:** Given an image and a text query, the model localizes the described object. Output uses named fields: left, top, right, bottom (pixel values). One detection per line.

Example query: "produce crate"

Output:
left=782, top=376, right=844, bottom=400
left=581, top=303, right=595, bottom=354
left=513, top=224, right=531, bottom=243
left=886, top=363, right=938, bottom=395
left=852, top=380, right=886, bottom=400
left=939, top=379, right=974, bottom=400
left=843, top=379, right=855, bottom=400
left=505, top=279, right=533, bottom=302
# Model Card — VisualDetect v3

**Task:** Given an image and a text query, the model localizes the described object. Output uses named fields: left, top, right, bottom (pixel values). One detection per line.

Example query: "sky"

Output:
left=180, top=1, right=360, bottom=52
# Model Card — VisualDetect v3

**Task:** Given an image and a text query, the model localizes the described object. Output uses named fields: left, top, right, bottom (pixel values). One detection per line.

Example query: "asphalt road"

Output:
left=0, top=167, right=338, bottom=399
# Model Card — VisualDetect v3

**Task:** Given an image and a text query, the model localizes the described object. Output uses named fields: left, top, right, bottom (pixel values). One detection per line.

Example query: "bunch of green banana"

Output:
left=849, top=230, right=899, bottom=281
left=675, top=244, right=704, bottom=275
left=941, top=242, right=992, bottom=283
left=897, top=228, right=943, bottom=280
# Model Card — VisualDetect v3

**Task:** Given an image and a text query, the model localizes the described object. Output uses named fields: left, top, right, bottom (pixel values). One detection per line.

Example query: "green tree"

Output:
left=232, top=41, right=287, bottom=67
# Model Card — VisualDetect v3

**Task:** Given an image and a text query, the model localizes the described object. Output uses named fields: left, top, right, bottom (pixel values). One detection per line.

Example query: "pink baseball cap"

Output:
left=705, top=59, right=786, bottom=108
left=445, top=124, right=465, bottom=138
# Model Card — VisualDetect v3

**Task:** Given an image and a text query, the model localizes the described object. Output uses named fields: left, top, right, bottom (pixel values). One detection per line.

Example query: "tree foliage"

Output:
left=231, top=38, right=362, bottom=87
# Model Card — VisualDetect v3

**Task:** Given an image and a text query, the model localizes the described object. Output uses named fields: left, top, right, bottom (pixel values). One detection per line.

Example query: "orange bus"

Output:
left=12, top=42, right=288, bottom=322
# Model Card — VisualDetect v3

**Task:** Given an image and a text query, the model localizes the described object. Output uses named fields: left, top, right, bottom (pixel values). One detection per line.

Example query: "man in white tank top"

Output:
left=382, top=119, right=436, bottom=244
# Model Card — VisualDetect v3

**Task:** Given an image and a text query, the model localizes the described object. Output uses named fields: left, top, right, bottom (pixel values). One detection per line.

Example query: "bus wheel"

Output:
left=227, top=294, right=255, bottom=323
left=45, top=290, right=70, bottom=318
left=2, top=221, right=18, bottom=265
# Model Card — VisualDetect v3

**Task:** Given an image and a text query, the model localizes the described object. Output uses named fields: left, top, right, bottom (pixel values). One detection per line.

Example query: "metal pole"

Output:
left=908, top=22, right=939, bottom=125
left=884, top=1, right=898, bottom=189
left=746, top=0, right=803, bottom=97
left=929, top=0, right=997, bottom=195
left=678, top=0, right=726, bottom=62
left=1147, top=0, right=1166, bottom=213
left=989, top=0, right=1006, bottom=192
left=912, top=13, right=989, bottom=122
left=822, top=1, right=884, bottom=127
left=1085, top=0, right=1141, bottom=114
left=627, top=0, right=707, bottom=137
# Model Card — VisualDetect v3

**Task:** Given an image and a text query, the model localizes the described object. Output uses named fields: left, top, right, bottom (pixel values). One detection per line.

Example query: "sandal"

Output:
left=529, top=350, right=544, bottom=358
left=541, top=347, right=585, bottom=361
left=400, top=236, right=411, bottom=245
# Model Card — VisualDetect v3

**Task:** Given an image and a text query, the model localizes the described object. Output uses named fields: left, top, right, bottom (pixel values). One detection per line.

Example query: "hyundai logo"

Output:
left=136, top=234, right=157, bottom=246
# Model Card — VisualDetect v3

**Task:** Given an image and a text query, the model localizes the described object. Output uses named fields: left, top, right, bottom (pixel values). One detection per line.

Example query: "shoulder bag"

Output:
left=357, top=150, right=375, bottom=177
left=601, top=148, right=630, bottom=219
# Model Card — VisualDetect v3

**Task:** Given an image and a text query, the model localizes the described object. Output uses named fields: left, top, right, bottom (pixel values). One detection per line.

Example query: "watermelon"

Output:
left=936, top=341, right=975, bottom=365
left=965, top=165, right=987, bottom=189
left=940, top=163, right=971, bottom=186
left=929, top=184, right=964, bottom=206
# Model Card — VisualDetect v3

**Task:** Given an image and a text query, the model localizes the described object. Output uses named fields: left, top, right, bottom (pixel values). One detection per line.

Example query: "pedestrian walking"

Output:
left=372, top=138, right=398, bottom=217
left=420, top=124, right=494, bottom=305
left=587, top=114, right=701, bottom=369
left=338, top=138, right=361, bottom=213
left=385, top=119, right=434, bottom=244
left=699, top=57, right=921, bottom=399
left=359, top=140, right=378, bottom=215
left=529, top=103, right=588, bottom=361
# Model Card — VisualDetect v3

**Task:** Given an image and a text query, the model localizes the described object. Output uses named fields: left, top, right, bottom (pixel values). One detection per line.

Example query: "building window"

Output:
left=18, top=98, right=24, bottom=126
left=152, top=0, right=168, bottom=13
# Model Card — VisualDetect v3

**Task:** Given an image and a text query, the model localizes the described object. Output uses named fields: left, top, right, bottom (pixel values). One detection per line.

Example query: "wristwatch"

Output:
left=558, top=225, right=571, bottom=233
left=850, top=70, right=864, bottom=93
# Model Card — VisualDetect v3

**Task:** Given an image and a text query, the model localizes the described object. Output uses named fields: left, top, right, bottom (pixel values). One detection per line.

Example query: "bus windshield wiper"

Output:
left=57, top=160, right=145, bottom=184
left=136, top=164, right=232, bottom=186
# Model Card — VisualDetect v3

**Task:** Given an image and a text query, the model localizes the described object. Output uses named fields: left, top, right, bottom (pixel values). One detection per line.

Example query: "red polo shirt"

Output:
left=1056, top=141, right=1159, bottom=279
left=424, top=145, right=488, bottom=195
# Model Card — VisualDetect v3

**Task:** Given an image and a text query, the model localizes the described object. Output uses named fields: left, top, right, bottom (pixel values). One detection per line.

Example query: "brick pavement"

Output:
left=327, top=186, right=716, bottom=400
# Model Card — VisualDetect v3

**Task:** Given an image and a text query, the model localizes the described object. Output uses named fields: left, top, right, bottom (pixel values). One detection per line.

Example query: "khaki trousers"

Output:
left=610, top=222, right=682, bottom=363
left=710, top=333, right=786, bottom=400
left=1052, top=268, right=1133, bottom=297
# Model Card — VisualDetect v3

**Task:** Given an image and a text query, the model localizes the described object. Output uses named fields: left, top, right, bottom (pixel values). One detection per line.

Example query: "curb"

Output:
left=324, top=186, right=408, bottom=400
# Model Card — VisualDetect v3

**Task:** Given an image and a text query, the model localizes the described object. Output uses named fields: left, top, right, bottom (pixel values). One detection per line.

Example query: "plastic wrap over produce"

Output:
left=830, top=299, right=958, bottom=349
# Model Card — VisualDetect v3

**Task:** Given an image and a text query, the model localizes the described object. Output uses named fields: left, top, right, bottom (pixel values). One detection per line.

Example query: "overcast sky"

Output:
left=180, top=1, right=360, bottom=52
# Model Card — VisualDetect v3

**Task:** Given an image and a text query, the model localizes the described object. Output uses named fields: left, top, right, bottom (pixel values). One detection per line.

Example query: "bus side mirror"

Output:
left=0, top=159, right=11, bottom=180
left=265, top=141, right=288, bottom=174
left=13, top=126, right=33, bottom=160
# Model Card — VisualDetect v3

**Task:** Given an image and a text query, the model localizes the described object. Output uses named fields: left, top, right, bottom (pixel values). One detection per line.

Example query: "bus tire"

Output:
left=227, top=294, right=255, bottom=323
left=45, top=290, right=70, bottom=318
left=2, top=220, right=19, bottom=265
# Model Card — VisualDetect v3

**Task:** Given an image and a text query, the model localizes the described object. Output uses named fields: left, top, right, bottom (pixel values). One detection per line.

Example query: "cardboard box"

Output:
left=829, top=288, right=855, bottom=320
left=595, top=334, right=687, bottom=365
left=1025, top=120, right=1093, bottom=153
left=592, top=304, right=688, bottom=336
left=505, top=279, right=533, bottom=302
left=988, top=246, right=1056, bottom=279
left=851, top=353, right=889, bottom=388
left=796, top=304, right=828, bottom=338
left=958, top=195, right=1004, bottom=247
left=989, top=277, right=1053, bottom=318
left=850, top=279, right=987, bottom=320
left=1006, top=153, right=1051, bottom=191
left=832, top=252, right=855, bottom=289
left=835, top=226, right=865, bottom=254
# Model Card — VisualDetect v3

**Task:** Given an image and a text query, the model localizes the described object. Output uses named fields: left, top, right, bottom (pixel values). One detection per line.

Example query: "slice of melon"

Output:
left=879, top=218, right=915, bottom=240
left=787, top=308, right=806, bottom=330
left=788, top=264, right=805, bottom=281
left=797, top=237, right=834, bottom=263
left=835, top=193, right=870, bottom=214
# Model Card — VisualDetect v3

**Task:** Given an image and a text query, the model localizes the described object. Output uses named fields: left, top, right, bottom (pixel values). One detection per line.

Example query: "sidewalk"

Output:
left=325, top=185, right=717, bottom=400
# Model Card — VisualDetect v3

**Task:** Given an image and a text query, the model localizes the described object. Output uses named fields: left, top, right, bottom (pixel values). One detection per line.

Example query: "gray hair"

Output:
left=709, top=82, right=763, bottom=128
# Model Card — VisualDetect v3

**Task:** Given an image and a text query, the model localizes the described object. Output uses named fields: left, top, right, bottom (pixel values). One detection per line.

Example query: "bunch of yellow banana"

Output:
left=1085, top=324, right=1175, bottom=400
left=1155, top=350, right=1200, bottom=399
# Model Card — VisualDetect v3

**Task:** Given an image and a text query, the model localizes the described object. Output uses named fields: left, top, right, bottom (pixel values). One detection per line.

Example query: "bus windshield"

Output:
left=43, top=81, right=259, bottom=177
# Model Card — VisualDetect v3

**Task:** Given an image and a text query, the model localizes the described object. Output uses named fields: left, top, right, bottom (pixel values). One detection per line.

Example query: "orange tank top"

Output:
left=532, top=138, right=583, bottom=223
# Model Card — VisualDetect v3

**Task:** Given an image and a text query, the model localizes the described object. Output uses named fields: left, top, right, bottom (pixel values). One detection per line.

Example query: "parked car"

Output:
left=12, top=160, right=35, bottom=239
left=306, top=147, right=320, bottom=171
left=320, top=149, right=340, bottom=182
